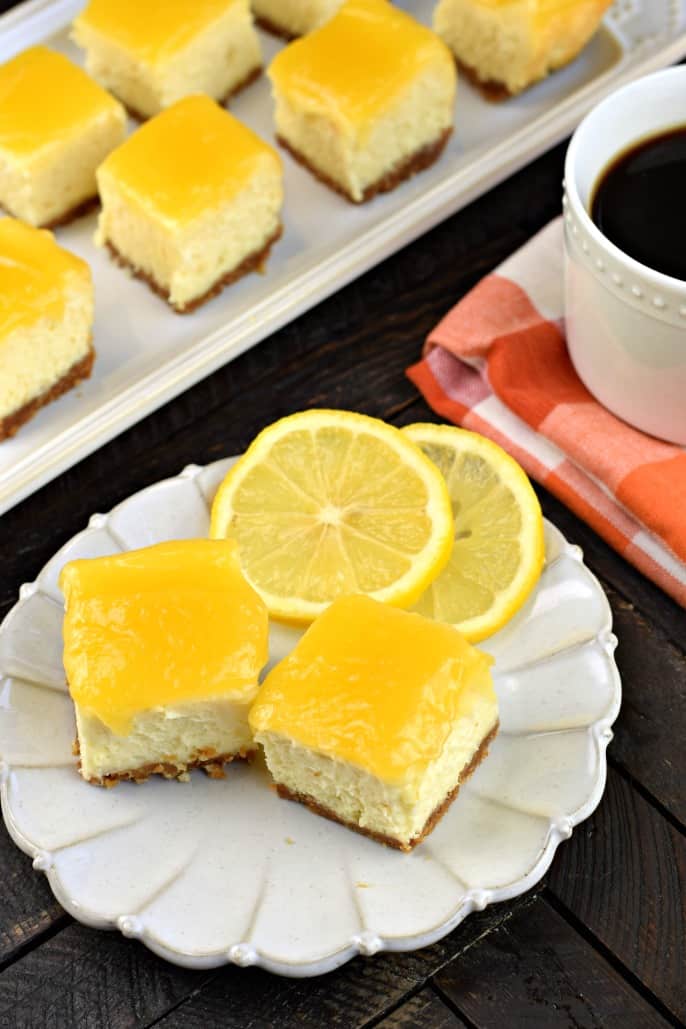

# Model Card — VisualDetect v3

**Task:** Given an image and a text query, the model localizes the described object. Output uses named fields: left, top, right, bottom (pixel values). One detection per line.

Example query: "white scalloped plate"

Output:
left=0, top=459, right=621, bottom=976
left=1, top=0, right=686, bottom=516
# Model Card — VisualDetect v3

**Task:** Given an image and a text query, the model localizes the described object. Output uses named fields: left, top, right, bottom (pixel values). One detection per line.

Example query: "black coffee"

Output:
left=591, top=126, right=686, bottom=281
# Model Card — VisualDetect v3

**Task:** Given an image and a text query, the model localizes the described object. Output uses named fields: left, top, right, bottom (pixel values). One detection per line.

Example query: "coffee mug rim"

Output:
left=564, top=65, right=686, bottom=295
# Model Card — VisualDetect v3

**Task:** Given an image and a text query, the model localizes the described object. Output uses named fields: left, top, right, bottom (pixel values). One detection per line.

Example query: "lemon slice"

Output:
left=402, top=423, right=545, bottom=642
left=210, top=410, right=454, bottom=623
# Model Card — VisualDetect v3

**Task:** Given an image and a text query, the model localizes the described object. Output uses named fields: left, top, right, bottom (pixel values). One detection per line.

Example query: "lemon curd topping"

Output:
left=0, top=218, right=89, bottom=338
left=268, top=0, right=454, bottom=130
left=530, top=0, right=612, bottom=32
left=74, top=0, right=243, bottom=62
left=250, top=595, right=495, bottom=784
left=60, top=539, right=269, bottom=736
left=98, top=95, right=280, bottom=223
left=0, top=46, right=121, bottom=155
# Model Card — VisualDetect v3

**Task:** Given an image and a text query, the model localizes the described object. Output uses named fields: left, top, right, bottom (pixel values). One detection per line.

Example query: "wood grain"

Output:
left=548, top=769, right=686, bottom=1024
left=0, top=898, right=537, bottom=1029
left=373, top=989, right=468, bottom=1028
left=607, top=598, right=686, bottom=827
left=0, top=832, right=66, bottom=967
left=0, top=924, right=211, bottom=1029
left=434, top=897, right=672, bottom=1029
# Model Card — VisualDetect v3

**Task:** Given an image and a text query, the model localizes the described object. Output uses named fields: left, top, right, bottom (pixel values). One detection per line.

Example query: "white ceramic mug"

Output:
left=563, top=67, right=686, bottom=444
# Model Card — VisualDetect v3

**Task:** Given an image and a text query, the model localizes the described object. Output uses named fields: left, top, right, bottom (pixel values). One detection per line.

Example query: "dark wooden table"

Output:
left=1, top=121, right=685, bottom=1027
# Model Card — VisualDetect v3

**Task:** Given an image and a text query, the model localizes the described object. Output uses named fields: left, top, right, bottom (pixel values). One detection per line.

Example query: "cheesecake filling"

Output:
left=0, top=280, right=93, bottom=421
left=257, top=689, right=498, bottom=844
left=96, top=95, right=280, bottom=224
left=253, top=0, right=343, bottom=38
left=0, top=108, right=126, bottom=228
left=269, top=0, right=455, bottom=128
left=0, top=46, right=126, bottom=226
left=0, top=219, right=93, bottom=420
left=433, top=0, right=612, bottom=95
left=95, top=95, right=283, bottom=308
left=75, top=699, right=255, bottom=782
left=250, top=602, right=494, bottom=784
left=268, top=0, right=455, bottom=201
left=73, top=0, right=261, bottom=119
left=250, top=595, right=497, bottom=846
left=97, top=160, right=282, bottom=309
left=273, top=65, right=454, bottom=202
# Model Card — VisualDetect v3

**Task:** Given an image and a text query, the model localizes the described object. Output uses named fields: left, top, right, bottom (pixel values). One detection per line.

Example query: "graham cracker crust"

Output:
left=104, top=223, right=283, bottom=313
left=457, top=59, right=514, bottom=101
left=255, top=15, right=298, bottom=40
left=122, top=65, right=263, bottom=122
left=74, top=739, right=255, bottom=788
left=0, top=346, right=95, bottom=442
left=276, top=720, right=499, bottom=852
left=277, top=127, right=452, bottom=204
left=45, top=194, right=100, bottom=229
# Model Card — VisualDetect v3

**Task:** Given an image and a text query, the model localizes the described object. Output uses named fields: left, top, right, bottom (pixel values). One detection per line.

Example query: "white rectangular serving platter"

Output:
left=1, top=0, right=685, bottom=516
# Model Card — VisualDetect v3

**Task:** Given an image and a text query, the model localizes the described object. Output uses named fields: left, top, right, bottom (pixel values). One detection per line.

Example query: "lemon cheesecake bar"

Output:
left=0, top=219, right=94, bottom=440
left=433, top=0, right=612, bottom=96
left=61, top=539, right=269, bottom=786
left=253, top=0, right=342, bottom=38
left=0, top=46, right=125, bottom=227
left=250, top=595, right=498, bottom=850
left=72, top=0, right=262, bottom=120
left=269, top=0, right=456, bottom=203
left=95, top=94, right=283, bottom=312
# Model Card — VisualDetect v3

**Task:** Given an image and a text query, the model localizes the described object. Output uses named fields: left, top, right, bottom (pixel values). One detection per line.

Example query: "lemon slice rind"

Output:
left=210, top=410, right=455, bottom=623
left=402, top=422, right=545, bottom=643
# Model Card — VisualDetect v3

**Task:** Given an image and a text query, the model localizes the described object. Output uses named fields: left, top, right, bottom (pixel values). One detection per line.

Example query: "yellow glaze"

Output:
left=75, top=0, right=242, bottom=62
left=98, top=95, right=280, bottom=223
left=0, top=218, right=89, bottom=338
left=268, top=0, right=454, bottom=128
left=531, top=0, right=613, bottom=31
left=60, top=539, right=269, bottom=736
left=250, top=595, right=494, bottom=784
left=0, top=46, right=122, bottom=155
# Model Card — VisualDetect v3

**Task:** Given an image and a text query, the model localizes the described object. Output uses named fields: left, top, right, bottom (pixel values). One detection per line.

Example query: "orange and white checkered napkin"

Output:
left=407, top=218, right=686, bottom=606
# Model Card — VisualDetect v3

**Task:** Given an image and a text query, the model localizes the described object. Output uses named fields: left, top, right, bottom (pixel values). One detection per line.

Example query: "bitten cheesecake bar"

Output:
left=72, top=0, right=262, bottom=120
left=0, top=46, right=125, bottom=227
left=269, top=0, right=456, bottom=203
left=250, top=595, right=498, bottom=851
left=0, top=219, right=94, bottom=440
left=433, top=0, right=613, bottom=96
left=60, top=539, right=269, bottom=786
left=95, top=94, right=283, bottom=312
left=253, top=0, right=342, bottom=38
